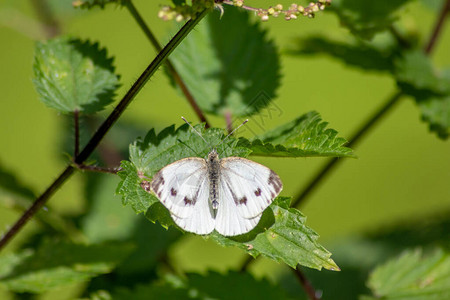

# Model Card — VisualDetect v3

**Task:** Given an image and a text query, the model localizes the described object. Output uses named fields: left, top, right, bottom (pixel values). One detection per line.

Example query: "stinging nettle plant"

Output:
left=0, top=0, right=449, bottom=299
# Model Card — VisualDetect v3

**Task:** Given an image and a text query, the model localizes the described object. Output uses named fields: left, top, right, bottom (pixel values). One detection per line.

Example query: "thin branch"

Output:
left=125, top=0, right=211, bottom=128
left=293, top=266, right=319, bottom=300
left=29, top=0, right=61, bottom=38
left=0, top=166, right=75, bottom=250
left=0, top=10, right=209, bottom=252
left=424, top=0, right=450, bottom=54
left=74, top=163, right=120, bottom=174
left=239, top=0, right=449, bottom=272
left=292, top=91, right=402, bottom=208
left=74, top=110, right=80, bottom=158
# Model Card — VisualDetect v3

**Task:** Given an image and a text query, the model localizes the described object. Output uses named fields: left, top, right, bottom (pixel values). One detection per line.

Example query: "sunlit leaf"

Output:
left=244, top=111, right=354, bottom=157
left=363, top=248, right=450, bottom=299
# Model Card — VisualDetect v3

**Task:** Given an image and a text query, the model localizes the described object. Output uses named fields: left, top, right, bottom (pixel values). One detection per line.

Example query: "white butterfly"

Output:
left=147, top=117, right=282, bottom=236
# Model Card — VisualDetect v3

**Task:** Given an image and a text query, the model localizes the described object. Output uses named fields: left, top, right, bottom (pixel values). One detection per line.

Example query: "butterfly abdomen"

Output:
left=207, top=150, right=221, bottom=210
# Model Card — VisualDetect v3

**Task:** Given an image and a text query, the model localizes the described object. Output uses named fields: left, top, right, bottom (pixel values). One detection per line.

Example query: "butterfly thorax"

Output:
left=206, top=149, right=220, bottom=210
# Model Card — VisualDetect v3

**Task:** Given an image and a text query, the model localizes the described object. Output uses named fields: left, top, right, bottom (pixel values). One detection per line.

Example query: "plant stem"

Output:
left=125, top=0, right=211, bottom=128
left=292, top=91, right=403, bottom=208
left=292, top=0, right=449, bottom=209
left=74, top=163, right=120, bottom=174
left=0, top=9, right=209, bottom=252
left=29, top=0, right=61, bottom=38
left=424, top=0, right=450, bottom=54
left=0, top=166, right=75, bottom=250
left=293, top=267, right=319, bottom=300
left=239, top=0, right=449, bottom=273
left=74, top=110, right=80, bottom=158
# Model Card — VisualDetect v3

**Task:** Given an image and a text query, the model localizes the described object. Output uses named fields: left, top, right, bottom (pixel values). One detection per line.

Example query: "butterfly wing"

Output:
left=150, top=158, right=215, bottom=235
left=219, top=157, right=283, bottom=219
left=215, top=183, right=262, bottom=236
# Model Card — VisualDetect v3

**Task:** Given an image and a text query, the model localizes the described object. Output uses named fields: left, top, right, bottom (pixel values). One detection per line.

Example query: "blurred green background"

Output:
left=0, top=0, right=449, bottom=298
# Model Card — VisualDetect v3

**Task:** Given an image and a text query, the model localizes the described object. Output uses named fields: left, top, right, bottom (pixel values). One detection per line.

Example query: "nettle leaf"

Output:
left=111, top=271, right=291, bottom=299
left=363, top=248, right=450, bottom=300
left=0, top=240, right=133, bottom=293
left=242, top=111, right=354, bottom=158
left=116, top=123, right=250, bottom=214
left=33, top=36, right=120, bottom=114
left=394, top=51, right=450, bottom=139
left=330, top=0, right=413, bottom=40
left=209, top=197, right=339, bottom=271
left=418, top=95, right=450, bottom=139
left=287, top=36, right=394, bottom=73
left=117, top=123, right=338, bottom=270
left=168, top=7, right=280, bottom=116
left=394, top=50, right=450, bottom=95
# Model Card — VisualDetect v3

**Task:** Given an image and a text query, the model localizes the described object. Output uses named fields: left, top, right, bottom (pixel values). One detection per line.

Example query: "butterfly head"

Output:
left=208, top=148, right=220, bottom=162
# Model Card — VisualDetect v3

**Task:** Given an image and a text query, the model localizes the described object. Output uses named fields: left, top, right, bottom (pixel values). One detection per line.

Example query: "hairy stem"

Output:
left=0, top=9, right=209, bottom=252
left=30, top=0, right=61, bottom=38
left=74, top=110, right=80, bottom=158
left=125, top=0, right=211, bottom=128
left=424, top=0, right=450, bottom=54
left=292, top=91, right=402, bottom=207
left=239, top=0, right=449, bottom=273
left=74, top=163, right=120, bottom=174
left=293, top=267, right=319, bottom=300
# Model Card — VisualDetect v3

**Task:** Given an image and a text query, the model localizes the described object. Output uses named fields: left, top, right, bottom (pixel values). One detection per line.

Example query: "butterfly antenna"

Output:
left=181, top=116, right=212, bottom=148
left=216, top=119, right=249, bottom=148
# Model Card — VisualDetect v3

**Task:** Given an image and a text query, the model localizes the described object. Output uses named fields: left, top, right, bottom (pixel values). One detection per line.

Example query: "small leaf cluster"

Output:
left=158, top=0, right=215, bottom=22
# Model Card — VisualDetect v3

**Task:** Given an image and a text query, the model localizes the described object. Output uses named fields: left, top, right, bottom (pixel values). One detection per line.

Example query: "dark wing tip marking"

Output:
left=151, top=173, right=165, bottom=191
left=268, top=170, right=282, bottom=194
left=140, top=181, right=152, bottom=193
left=170, top=188, right=177, bottom=196
left=254, top=188, right=262, bottom=196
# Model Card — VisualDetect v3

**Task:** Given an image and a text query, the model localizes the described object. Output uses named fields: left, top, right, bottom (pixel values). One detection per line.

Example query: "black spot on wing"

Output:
left=268, top=170, right=282, bottom=194
left=238, top=196, right=247, bottom=205
left=254, top=188, right=262, bottom=196
left=170, top=188, right=177, bottom=196
left=151, top=173, right=165, bottom=192
left=184, top=196, right=195, bottom=206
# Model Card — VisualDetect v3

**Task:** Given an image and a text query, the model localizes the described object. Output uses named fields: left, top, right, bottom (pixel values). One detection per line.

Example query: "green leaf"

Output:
left=116, top=123, right=250, bottom=214
left=168, top=7, right=280, bottom=116
left=418, top=95, right=450, bottom=139
left=111, top=271, right=291, bottom=300
left=330, top=0, right=413, bottom=40
left=209, top=197, right=339, bottom=271
left=0, top=240, right=133, bottom=293
left=287, top=37, right=394, bottom=73
left=364, top=248, right=450, bottom=299
left=117, top=122, right=339, bottom=270
left=394, top=50, right=450, bottom=95
left=244, top=111, right=354, bottom=158
left=394, top=51, right=450, bottom=139
left=81, top=174, right=137, bottom=243
left=33, top=36, right=120, bottom=114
